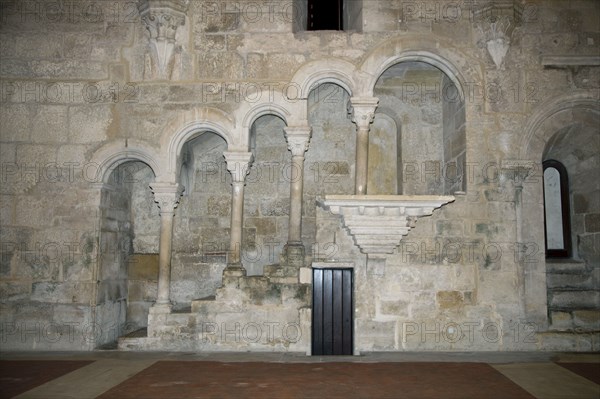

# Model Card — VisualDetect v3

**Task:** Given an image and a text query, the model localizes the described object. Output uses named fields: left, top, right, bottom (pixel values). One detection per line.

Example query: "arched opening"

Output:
left=304, top=81, right=355, bottom=195
left=244, top=114, right=288, bottom=275
left=541, top=116, right=600, bottom=331
left=169, top=131, right=229, bottom=306
left=543, top=121, right=599, bottom=262
left=97, top=160, right=157, bottom=347
left=372, top=61, right=466, bottom=195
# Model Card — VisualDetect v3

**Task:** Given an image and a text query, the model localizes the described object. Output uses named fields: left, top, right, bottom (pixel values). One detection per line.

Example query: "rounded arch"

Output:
left=241, top=102, right=291, bottom=128
left=89, top=139, right=161, bottom=184
left=358, top=35, right=483, bottom=99
left=290, top=58, right=358, bottom=99
left=520, top=93, right=600, bottom=160
left=160, top=107, right=237, bottom=181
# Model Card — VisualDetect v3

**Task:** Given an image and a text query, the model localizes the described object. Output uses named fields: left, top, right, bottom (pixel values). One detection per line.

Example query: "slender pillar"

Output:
left=149, top=182, right=183, bottom=313
left=283, top=126, right=312, bottom=267
left=223, top=151, right=253, bottom=277
left=349, top=97, right=379, bottom=195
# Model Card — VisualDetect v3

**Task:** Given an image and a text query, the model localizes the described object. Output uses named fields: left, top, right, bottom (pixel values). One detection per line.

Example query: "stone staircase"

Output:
left=118, top=263, right=311, bottom=352
left=547, top=259, right=600, bottom=332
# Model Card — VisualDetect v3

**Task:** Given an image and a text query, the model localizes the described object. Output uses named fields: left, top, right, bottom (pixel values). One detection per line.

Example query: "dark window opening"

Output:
left=543, top=160, right=572, bottom=258
left=308, top=0, right=343, bottom=30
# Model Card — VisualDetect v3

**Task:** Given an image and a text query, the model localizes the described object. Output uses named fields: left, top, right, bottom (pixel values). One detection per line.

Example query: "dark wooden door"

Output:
left=312, top=268, right=353, bottom=355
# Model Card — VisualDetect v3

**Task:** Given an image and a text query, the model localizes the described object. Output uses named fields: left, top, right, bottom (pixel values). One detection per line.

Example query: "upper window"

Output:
left=294, top=0, right=361, bottom=32
left=308, top=0, right=343, bottom=30
left=543, top=160, right=572, bottom=258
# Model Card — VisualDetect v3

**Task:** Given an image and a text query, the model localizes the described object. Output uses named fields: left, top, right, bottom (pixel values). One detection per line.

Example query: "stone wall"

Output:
left=0, top=0, right=598, bottom=351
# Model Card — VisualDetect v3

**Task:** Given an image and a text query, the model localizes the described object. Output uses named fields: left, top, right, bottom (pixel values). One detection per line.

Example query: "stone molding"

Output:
left=349, top=97, right=379, bottom=129
left=223, top=151, right=254, bottom=183
left=541, top=56, right=600, bottom=67
left=284, top=126, right=312, bottom=157
left=150, top=181, right=184, bottom=214
left=319, top=195, right=455, bottom=256
left=138, top=0, right=189, bottom=79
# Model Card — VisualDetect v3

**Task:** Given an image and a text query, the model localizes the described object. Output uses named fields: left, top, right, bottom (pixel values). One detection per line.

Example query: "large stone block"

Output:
left=128, top=254, right=159, bottom=280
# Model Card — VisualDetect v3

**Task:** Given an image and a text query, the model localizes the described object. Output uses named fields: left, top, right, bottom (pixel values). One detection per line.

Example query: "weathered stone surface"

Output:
left=1, top=0, right=599, bottom=353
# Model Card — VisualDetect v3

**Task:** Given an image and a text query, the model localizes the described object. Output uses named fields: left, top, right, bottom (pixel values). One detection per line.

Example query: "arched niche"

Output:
left=243, top=114, right=289, bottom=275
left=97, top=160, right=157, bottom=346
left=372, top=60, right=466, bottom=195
left=169, top=131, right=230, bottom=304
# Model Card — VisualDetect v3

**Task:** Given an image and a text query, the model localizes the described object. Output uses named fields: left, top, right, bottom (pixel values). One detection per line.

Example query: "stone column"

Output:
left=349, top=97, right=379, bottom=195
left=283, top=126, right=312, bottom=267
left=149, top=182, right=183, bottom=313
left=223, top=151, right=254, bottom=277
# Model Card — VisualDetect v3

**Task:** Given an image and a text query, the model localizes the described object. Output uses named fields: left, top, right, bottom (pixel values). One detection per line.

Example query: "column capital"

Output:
left=150, top=182, right=184, bottom=214
left=223, top=151, right=254, bottom=183
left=284, top=126, right=312, bottom=157
left=349, top=97, right=379, bottom=129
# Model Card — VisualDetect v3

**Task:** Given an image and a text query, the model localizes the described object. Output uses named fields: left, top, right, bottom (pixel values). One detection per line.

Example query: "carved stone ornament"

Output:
left=150, top=182, right=184, bottom=214
left=137, top=0, right=189, bottom=79
left=284, top=126, right=312, bottom=157
left=319, top=195, right=455, bottom=257
left=473, top=1, right=523, bottom=69
left=348, top=97, right=379, bottom=129
left=223, top=152, right=254, bottom=183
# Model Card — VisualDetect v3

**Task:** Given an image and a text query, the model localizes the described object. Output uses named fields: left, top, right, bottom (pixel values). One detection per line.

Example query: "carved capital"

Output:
left=150, top=182, right=184, bottom=214
left=284, top=126, right=312, bottom=157
left=501, top=160, right=535, bottom=188
left=349, top=97, right=379, bottom=129
left=223, top=151, right=254, bottom=183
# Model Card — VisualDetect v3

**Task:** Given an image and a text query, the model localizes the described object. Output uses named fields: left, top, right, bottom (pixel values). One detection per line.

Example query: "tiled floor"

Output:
left=1, top=352, right=598, bottom=399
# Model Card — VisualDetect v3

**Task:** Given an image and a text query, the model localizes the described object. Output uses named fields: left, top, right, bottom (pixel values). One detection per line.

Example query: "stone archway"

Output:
left=520, top=94, right=600, bottom=329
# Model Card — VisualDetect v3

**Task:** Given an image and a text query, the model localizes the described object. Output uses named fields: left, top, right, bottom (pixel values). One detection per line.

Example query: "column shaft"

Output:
left=229, top=181, right=245, bottom=265
left=349, top=97, right=379, bottom=196
left=288, top=154, right=305, bottom=243
left=355, top=127, right=369, bottom=195
left=149, top=181, right=182, bottom=312
left=222, top=151, right=253, bottom=276
left=156, top=211, right=174, bottom=305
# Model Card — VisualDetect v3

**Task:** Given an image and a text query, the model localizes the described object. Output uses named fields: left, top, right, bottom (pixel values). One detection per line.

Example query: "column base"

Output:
left=282, top=242, right=305, bottom=268
left=223, top=264, right=247, bottom=277
left=149, top=301, right=173, bottom=314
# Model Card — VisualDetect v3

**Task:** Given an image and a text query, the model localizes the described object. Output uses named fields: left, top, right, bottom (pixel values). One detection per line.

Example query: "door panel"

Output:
left=312, top=268, right=353, bottom=355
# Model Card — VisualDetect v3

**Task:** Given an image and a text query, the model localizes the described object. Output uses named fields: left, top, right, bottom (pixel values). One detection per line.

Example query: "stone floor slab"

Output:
left=493, top=363, right=600, bottom=399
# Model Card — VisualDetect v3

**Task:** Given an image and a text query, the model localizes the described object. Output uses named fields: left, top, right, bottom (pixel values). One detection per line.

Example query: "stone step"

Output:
left=549, top=290, right=600, bottom=309
left=549, top=310, right=600, bottom=331
left=546, top=273, right=594, bottom=290
left=535, top=331, right=600, bottom=351
left=546, top=259, right=588, bottom=274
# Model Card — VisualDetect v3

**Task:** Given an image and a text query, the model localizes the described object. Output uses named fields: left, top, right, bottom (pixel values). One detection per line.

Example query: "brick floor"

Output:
left=1, top=352, right=598, bottom=399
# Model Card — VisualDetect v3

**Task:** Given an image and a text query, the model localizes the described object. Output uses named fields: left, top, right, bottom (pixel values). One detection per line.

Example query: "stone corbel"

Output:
left=137, top=0, right=189, bottom=79
left=473, top=1, right=522, bottom=69
left=150, top=181, right=184, bottom=214
left=223, top=151, right=254, bottom=183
